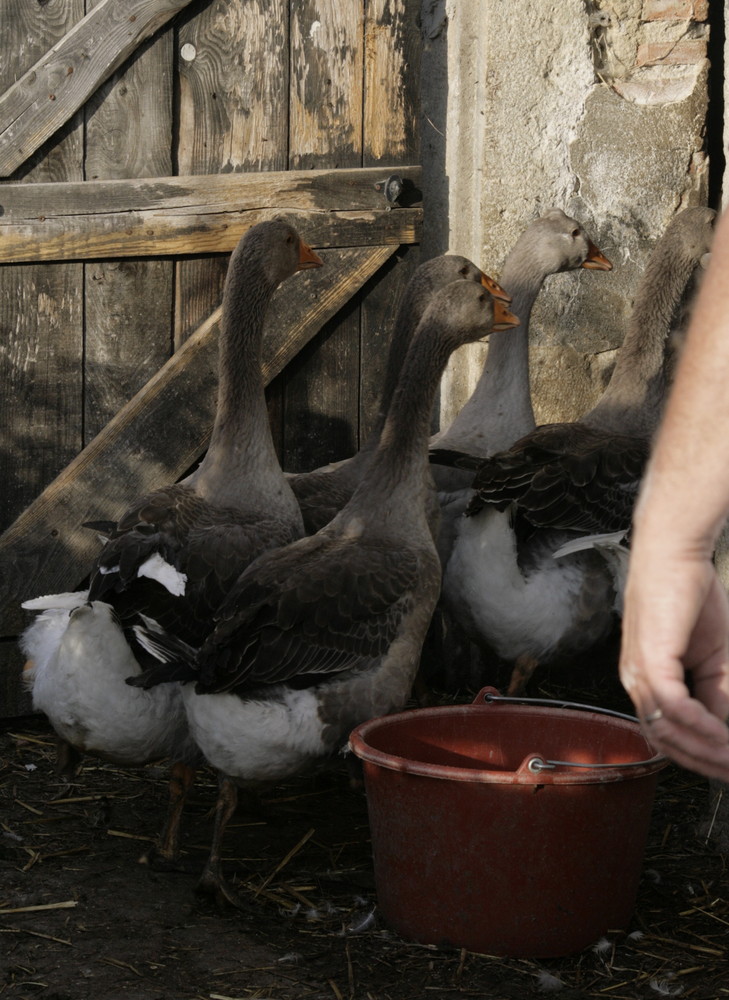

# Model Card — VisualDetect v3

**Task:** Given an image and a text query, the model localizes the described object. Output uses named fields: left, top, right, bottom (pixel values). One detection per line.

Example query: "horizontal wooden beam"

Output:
left=0, top=0, right=197, bottom=178
left=0, top=166, right=422, bottom=263
left=0, top=244, right=398, bottom=636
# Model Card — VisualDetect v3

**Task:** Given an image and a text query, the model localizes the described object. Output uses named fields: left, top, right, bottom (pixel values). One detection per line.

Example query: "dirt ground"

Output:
left=2, top=671, right=729, bottom=1000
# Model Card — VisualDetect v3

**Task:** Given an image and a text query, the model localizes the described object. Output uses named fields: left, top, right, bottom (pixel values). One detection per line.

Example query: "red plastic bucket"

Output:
left=349, top=688, right=667, bottom=958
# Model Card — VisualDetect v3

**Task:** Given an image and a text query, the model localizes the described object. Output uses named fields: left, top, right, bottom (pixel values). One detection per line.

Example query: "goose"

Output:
left=438, top=206, right=716, bottom=695
left=20, top=219, right=322, bottom=863
left=552, top=531, right=629, bottom=615
left=287, top=255, right=510, bottom=534
left=421, top=212, right=611, bottom=688
left=130, top=279, right=519, bottom=906
left=429, top=208, right=612, bottom=494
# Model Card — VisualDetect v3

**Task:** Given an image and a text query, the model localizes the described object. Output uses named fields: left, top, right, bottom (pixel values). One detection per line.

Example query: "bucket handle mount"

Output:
left=524, top=755, right=658, bottom=773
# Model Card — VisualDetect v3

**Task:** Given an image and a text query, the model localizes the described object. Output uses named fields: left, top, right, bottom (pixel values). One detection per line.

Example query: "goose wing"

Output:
left=288, top=471, right=355, bottom=535
left=194, top=534, right=424, bottom=694
left=88, top=484, right=299, bottom=646
left=467, top=424, right=648, bottom=533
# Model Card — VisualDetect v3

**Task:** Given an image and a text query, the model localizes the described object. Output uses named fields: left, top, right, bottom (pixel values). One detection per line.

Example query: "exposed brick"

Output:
left=635, top=39, right=707, bottom=66
left=642, top=0, right=708, bottom=21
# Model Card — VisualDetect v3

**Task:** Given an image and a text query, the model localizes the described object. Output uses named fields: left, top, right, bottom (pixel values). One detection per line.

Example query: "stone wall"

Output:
left=421, top=0, right=711, bottom=431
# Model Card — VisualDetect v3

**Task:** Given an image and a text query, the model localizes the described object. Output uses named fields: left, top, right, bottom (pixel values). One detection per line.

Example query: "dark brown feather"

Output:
left=466, top=425, right=648, bottom=533
left=193, top=536, right=421, bottom=693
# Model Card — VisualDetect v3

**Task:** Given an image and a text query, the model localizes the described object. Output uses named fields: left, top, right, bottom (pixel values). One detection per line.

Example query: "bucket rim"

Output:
left=348, top=701, right=668, bottom=785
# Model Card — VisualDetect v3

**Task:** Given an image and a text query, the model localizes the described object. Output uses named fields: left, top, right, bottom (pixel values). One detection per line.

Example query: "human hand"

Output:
left=619, top=552, right=729, bottom=781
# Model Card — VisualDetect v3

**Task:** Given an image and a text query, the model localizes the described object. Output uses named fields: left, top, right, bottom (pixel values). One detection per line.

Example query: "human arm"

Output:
left=619, top=208, right=729, bottom=780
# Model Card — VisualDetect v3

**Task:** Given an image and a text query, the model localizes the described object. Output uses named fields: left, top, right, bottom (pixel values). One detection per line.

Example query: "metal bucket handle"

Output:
left=475, top=687, right=666, bottom=773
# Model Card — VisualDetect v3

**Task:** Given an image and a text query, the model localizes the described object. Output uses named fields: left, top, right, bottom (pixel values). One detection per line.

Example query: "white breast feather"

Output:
left=20, top=598, right=194, bottom=765
left=183, top=686, right=326, bottom=784
left=444, top=509, right=598, bottom=661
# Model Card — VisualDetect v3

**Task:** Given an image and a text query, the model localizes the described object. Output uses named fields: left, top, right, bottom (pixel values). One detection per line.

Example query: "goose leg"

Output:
left=54, top=737, right=82, bottom=779
left=506, top=653, right=540, bottom=696
left=145, top=761, right=196, bottom=871
left=50, top=738, right=82, bottom=799
left=196, top=773, right=243, bottom=909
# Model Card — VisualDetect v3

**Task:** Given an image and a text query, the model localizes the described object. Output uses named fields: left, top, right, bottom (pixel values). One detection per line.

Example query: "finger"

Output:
left=658, top=686, right=729, bottom=742
left=691, top=656, right=729, bottom=721
left=621, top=657, right=727, bottom=732
left=645, top=719, right=729, bottom=782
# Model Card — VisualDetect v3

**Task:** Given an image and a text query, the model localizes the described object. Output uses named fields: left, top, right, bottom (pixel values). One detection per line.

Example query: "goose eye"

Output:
left=459, top=264, right=469, bottom=277
left=286, top=234, right=294, bottom=244
left=571, top=228, right=580, bottom=239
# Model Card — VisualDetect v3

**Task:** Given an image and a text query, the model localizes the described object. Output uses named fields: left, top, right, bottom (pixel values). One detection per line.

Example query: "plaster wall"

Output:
left=421, top=0, right=710, bottom=432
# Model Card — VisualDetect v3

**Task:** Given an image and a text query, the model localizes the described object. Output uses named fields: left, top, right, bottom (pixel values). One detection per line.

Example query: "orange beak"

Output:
left=581, top=240, right=612, bottom=271
left=492, top=300, right=520, bottom=331
left=297, top=240, right=324, bottom=271
left=481, top=272, right=512, bottom=303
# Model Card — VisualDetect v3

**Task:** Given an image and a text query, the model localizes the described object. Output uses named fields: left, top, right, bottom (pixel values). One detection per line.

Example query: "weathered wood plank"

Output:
left=84, top=3, right=174, bottom=182
left=0, top=244, right=397, bottom=636
left=0, top=264, right=85, bottom=527
left=0, top=0, right=197, bottom=177
left=0, top=1, right=85, bottom=536
left=0, top=1, right=87, bottom=718
left=282, top=307, right=361, bottom=473
left=85, top=257, right=176, bottom=428
left=0, top=166, right=420, bottom=217
left=283, top=2, right=364, bottom=473
left=0, top=0, right=83, bottom=716
left=360, top=0, right=422, bottom=438
left=175, top=0, right=289, bottom=345
left=177, top=0, right=289, bottom=178
left=0, top=207, right=420, bottom=263
left=289, top=1, right=363, bottom=170
left=0, top=165, right=422, bottom=263
left=364, top=0, right=422, bottom=165
left=84, top=0, right=175, bottom=442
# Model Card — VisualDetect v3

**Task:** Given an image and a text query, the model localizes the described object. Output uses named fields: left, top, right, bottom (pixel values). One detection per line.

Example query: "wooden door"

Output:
left=0, top=0, right=422, bottom=716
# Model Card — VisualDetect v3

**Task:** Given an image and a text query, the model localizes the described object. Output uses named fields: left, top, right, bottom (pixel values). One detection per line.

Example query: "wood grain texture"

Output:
left=0, top=166, right=421, bottom=218
left=175, top=0, right=289, bottom=345
left=364, top=0, right=421, bottom=165
left=289, top=1, right=363, bottom=170
left=360, top=0, right=422, bottom=442
left=0, top=244, right=397, bottom=636
left=177, top=0, right=288, bottom=176
left=0, top=165, right=422, bottom=263
left=0, top=203, right=420, bottom=260
left=83, top=0, right=174, bottom=441
left=0, top=0, right=196, bottom=177
left=0, top=1, right=87, bottom=716
left=282, top=307, right=361, bottom=473
left=284, top=2, right=364, bottom=472
left=0, top=0, right=85, bottom=534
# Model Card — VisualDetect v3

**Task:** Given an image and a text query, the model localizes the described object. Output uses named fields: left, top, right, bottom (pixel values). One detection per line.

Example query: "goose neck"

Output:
left=350, top=326, right=453, bottom=510
left=434, top=279, right=538, bottom=455
left=585, top=251, right=692, bottom=436
left=189, top=271, right=283, bottom=502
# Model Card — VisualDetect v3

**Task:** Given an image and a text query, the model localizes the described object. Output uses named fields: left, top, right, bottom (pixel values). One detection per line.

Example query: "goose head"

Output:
left=422, top=279, right=520, bottom=354
left=227, top=218, right=323, bottom=297
left=406, top=253, right=511, bottom=309
left=519, top=208, right=612, bottom=276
